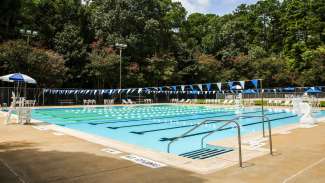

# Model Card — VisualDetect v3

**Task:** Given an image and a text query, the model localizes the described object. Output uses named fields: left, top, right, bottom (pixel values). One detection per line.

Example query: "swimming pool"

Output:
left=31, top=105, right=325, bottom=155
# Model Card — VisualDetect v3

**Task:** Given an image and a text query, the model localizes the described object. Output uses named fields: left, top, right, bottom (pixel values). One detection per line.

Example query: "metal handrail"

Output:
left=200, top=120, right=240, bottom=148
left=167, top=119, right=226, bottom=153
left=201, top=120, right=240, bottom=148
left=167, top=119, right=243, bottom=167
left=199, top=120, right=243, bottom=167
left=234, top=115, right=273, bottom=155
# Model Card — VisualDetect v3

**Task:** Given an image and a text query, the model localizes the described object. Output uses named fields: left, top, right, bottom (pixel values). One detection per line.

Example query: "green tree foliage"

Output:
left=0, top=0, right=324, bottom=88
left=86, top=46, right=120, bottom=88
left=0, top=40, right=67, bottom=87
left=54, top=24, right=87, bottom=81
left=0, top=0, right=21, bottom=39
left=144, top=55, right=177, bottom=86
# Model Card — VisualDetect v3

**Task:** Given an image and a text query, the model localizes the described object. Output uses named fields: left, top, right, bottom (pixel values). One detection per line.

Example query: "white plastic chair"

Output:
left=122, top=99, right=128, bottom=104
left=223, top=99, right=229, bottom=105
left=127, top=99, right=134, bottom=104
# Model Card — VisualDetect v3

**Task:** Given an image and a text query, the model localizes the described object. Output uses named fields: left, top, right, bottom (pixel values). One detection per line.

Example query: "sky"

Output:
left=173, top=0, right=259, bottom=15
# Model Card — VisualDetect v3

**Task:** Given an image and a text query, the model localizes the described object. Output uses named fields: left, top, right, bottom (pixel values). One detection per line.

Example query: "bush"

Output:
left=0, top=40, right=67, bottom=87
left=195, top=99, right=206, bottom=104
left=254, top=100, right=268, bottom=106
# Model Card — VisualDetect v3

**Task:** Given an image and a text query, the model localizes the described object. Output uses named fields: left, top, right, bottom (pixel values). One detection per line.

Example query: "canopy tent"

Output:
left=283, top=87, right=295, bottom=92
left=305, top=87, right=321, bottom=93
left=0, top=73, right=37, bottom=84
left=230, top=85, right=242, bottom=90
left=242, top=89, right=257, bottom=94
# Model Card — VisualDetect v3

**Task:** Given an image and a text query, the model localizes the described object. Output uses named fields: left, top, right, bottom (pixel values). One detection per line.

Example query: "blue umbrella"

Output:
left=0, top=73, right=36, bottom=84
left=306, top=87, right=321, bottom=93
left=0, top=73, right=37, bottom=98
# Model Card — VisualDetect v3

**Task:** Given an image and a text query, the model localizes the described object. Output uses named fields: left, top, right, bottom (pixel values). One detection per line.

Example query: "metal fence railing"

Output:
left=1, top=87, right=324, bottom=106
left=0, top=87, right=44, bottom=106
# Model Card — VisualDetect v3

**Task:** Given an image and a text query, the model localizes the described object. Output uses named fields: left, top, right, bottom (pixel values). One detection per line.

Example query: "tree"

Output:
left=0, top=0, right=21, bottom=40
left=53, top=24, right=87, bottom=81
left=144, top=55, right=177, bottom=86
left=1, top=0, right=325, bottom=88
left=0, top=40, right=67, bottom=87
left=86, top=46, right=120, bottom=88
left=27, top=0, right=87, bottom=47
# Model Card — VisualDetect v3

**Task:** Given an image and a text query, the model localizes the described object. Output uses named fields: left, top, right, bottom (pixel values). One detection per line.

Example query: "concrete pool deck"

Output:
left=0, top=109, right=325, bottom=182
left=4, top=105, right=300, bottom=174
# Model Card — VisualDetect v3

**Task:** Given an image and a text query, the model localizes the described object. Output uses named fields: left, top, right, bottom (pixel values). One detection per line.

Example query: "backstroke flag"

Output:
left=239, top=81, right=245, bottom=89
left=217, top=83, right=222, bottom=91
left=197, top=84, right=202, bottom=91
left=189, top=85, right=194, bottom=91
left=206, top=83, right=211, bottom=91
left=251, top=79, right=259, bottom=88
left=227, top=81, right=234, bottom=89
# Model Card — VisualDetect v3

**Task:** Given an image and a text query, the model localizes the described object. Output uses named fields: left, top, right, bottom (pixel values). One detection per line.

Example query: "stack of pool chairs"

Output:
left=83, top=99, right=96, bottom=105
left=205, top=99, right=219, bottom=104
left=169, top=98, right=192, bottom=103
left=144, top=99, right=153, bottom=104
left=104, top=99, right=114, bottom=105
left=170, top=98, right=178, bottom=103
left=267, top=99, right=292, bottom=106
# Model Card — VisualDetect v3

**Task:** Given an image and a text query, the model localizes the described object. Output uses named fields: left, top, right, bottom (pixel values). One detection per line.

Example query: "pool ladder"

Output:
left=167, top=115, right=273, bottom=168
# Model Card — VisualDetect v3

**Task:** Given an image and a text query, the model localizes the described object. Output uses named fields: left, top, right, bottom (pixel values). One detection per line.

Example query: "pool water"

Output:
left=32, top=105, right=325, bottom=155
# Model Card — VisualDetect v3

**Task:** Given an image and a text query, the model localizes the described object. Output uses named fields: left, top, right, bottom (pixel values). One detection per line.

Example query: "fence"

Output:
left=1, top=87, right=324, bottom=106
left=0, top=87, right=43, bottom=106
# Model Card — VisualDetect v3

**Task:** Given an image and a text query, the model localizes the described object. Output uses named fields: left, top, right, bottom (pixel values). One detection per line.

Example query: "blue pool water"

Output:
left=31, top=105, right=325, bottom=155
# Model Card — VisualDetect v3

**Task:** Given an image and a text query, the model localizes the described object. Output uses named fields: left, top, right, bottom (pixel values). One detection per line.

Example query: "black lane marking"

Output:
left=57, top=109, right=230, bottom=126
left=107, top=110, right=262, bottom=130
left=48, top=109, right=232, bottom=126
left=159, top=114, right=297, bottom=141
left=130, top=111, right=285, bottom=134
left=88, top=110, right=235, bottom=125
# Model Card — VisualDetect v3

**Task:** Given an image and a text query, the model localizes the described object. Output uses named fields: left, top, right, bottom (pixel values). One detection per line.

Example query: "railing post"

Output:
left=234, top=121, right=243, bottom=168
left=260, top=79, right=266, bottom=137
left=42, top=89, right=45, bottom=106
left=264, top=116, right=273, bottom=155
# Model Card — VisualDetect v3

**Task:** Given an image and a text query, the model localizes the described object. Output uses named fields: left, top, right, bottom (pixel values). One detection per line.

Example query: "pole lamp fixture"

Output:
left=19, top=29, right=38, bottom=45
left=115, top=43, right=127, bottom=101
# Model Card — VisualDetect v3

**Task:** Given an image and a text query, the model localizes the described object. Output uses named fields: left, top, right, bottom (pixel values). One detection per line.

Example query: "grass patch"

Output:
left=320, top=101, right=325, bottom=107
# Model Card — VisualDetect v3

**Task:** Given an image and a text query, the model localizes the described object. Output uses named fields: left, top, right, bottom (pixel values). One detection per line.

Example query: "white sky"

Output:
left=172, top=0, right=259, bottom=15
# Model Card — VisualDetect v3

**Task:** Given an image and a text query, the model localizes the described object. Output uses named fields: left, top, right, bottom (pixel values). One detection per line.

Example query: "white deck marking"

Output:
left=101, top=148, right=122, bottom=154
left=53, top=132, right=64, bottom=136
left=278, top=131, right=291, bottom=135
left=32, top=126, right=48, bottom=131
left=282, top=157, right=325, bottom=183
left=121, top=154, right=166, bottom=168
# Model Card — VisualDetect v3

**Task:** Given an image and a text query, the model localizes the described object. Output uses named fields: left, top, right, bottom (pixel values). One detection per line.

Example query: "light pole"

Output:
left=115, top=43, right=127, bottom=101
left=19, top=29, right=38, bottom=45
